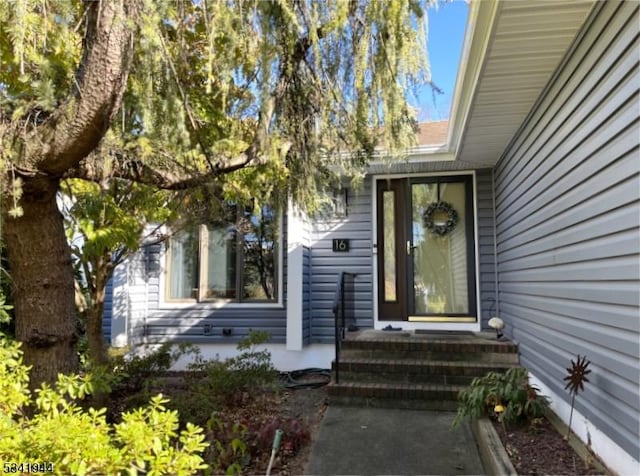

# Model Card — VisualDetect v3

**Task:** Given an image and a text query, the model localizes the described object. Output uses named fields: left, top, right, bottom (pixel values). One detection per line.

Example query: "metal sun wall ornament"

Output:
left=563, top=354, right=591, bottom=440
left=423, top=201, right=458, bottom=236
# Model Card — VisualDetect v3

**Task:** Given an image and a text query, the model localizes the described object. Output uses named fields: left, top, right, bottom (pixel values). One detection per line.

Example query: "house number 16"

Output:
left=332, top=239, right=350, bottom=252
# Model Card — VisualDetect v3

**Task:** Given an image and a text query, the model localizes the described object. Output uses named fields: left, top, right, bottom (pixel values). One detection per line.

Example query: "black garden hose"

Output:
left=279, top=368, right=331, bottom=389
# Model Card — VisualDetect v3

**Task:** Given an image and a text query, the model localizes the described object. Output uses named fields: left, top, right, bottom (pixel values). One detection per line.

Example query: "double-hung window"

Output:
left=166, top=204, right=279, bottom=302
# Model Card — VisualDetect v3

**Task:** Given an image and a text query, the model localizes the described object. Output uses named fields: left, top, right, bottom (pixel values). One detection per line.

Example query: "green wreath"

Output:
left=423, top=201, right=459, bottom=236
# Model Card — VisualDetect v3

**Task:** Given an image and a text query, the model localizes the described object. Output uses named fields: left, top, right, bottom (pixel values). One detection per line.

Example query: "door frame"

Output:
left=371, top=171, right=482, bottom=332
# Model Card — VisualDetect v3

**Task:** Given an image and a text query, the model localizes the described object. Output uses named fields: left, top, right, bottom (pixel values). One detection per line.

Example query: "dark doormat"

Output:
left=414, top=330, right=474, bottom=335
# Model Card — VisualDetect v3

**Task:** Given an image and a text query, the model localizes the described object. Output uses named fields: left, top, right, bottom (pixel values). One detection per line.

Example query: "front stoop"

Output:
left=328, top=330, right=519, bottom=410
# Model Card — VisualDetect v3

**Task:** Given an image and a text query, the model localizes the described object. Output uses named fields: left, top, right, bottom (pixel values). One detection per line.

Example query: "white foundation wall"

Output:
left=169, top=343, right=335, bottom=372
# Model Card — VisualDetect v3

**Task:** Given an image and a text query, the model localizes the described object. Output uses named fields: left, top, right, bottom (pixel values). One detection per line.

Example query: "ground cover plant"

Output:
left=453, top=367, right=550, bottom=428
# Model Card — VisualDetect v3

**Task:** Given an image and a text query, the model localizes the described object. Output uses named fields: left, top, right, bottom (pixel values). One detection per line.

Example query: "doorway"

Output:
left=376, top=176, right=477, bottom=322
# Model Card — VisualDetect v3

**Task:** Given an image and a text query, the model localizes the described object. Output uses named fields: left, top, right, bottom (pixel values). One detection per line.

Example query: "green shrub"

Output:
left=453, top=367, right=550, bottom=428
left=0, top=285, right=14, bottom=337
left=184, top=330, right=279, bottom=410
left=107, top=342, right=198, bottom=392
left=204, top=413, right=249, bottom=475
left=0, top=334, right=208, bottom=475
left=0, top=291, right=12, bottom=325
left=81, top=342, right=199, bottom=414
left=164, top=331, right=281, bottom=473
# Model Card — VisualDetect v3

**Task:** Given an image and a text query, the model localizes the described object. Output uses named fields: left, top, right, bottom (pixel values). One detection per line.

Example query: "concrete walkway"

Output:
left=305, top=407, right=485, bottom=475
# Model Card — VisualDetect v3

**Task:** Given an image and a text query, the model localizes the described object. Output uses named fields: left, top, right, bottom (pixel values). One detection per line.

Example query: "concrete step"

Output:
left=333, top=358, right=519, bottom=385
left=329, top=330, right=520, bottom=410
left=327, top=381, right=463, bottom=411
left=341, top=332, right=518, bottom=363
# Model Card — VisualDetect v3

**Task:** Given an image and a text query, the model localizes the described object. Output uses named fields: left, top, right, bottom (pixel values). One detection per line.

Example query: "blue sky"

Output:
left=414, top=0, right=469, bottom=121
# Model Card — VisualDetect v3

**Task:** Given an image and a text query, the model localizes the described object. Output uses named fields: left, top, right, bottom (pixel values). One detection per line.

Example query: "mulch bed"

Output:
left=492, top=417, right=606, bottom=476
left=103, top=371, right=329, bottom=476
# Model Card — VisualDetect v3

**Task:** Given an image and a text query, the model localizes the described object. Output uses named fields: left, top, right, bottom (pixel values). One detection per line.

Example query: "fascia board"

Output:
left=446, top=0, right=502, bottom=158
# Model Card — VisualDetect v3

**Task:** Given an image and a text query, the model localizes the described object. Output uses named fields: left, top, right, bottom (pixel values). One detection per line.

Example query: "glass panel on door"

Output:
left=382, top=191, right=397, bottom=302
left=411, top=182, right=469, bottom=315
left=376, top=179, right=407, bottom=320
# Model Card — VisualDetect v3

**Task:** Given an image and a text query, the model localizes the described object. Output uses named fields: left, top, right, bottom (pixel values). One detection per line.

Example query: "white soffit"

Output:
left=456, top=0, right=595, bottom=166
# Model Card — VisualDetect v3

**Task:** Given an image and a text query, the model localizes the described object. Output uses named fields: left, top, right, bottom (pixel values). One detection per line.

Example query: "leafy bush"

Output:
left=0, top=334, right=208, bottom=475
left=0, top=291, right=12, bottom=325
left=166, top=331, right=285, bottom=473
left=184, top=330, right=279, bottom=410
left=205, top=413, right=249, bottom=475
left=453, top=367, right=550, bottom=428
left=0, top=278, right=14, bottom=336
left=81, top=342, right=199, bottom=414
left=108, top=342, right=198, bottom=392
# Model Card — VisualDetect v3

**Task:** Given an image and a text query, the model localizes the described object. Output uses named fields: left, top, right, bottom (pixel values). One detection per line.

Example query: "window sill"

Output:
left=157, top=300, right=285, bottom=310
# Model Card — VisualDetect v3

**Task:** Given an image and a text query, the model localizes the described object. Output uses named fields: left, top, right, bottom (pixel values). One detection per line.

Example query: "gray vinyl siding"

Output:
left=302, top=246, right=312, bottom=345
left=127, top=244, right=159, bottom=344
left=127, top=217, right=288, bottom=345
left=310, top=179, right=374, bottom=343
left=493, top=1, right=639, bottom=460
left=102, top=278, right=113, bottom=344
left=476, top=169, right=498, bottom=330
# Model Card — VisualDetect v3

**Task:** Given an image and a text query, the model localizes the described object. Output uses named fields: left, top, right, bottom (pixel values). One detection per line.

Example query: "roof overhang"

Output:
left=451, top=0, right=595, bottom=166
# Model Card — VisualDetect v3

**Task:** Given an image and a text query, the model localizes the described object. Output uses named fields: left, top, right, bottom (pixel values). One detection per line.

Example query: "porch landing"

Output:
left=345, top=328, right=512, bottom=345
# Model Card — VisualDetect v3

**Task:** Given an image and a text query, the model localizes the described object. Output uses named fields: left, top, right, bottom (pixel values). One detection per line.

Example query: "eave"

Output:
left=452, top=0, right=596, bottom=167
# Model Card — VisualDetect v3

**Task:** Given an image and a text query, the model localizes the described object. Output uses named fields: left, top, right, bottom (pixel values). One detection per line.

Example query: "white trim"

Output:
left=371, top=171, right=481, bottom=332
left=447, top=0, right=501, bottom=158
left=286, top=200, right=306, bottom=351
left=371, top=176, right=379, bottom=323
left=157, top=211, right=285, bottom=310
left=111, top=257, right=129, bottom=347
left=491, top=169, right=500, bottom=317
left=472, top=171, right=482, bottom=328
left=370, top=148, right=455, bottom=162
left=528, top=372, right=639, bottom=476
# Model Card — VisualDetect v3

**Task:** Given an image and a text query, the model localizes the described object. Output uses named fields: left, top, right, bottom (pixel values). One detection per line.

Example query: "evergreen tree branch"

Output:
left=21, top=0, right=137, bottom=176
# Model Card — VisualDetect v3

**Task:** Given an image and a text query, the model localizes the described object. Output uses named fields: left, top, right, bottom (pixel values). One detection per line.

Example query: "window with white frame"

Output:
left=166, top=204, right=279, bottom=302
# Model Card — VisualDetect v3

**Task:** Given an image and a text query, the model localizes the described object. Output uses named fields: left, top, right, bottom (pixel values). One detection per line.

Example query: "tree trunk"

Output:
left=86, top=258, right=109, bottom=366
left=1, top=0, right=135, bottom=389
left=2, top=177, right=78, bottom=388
